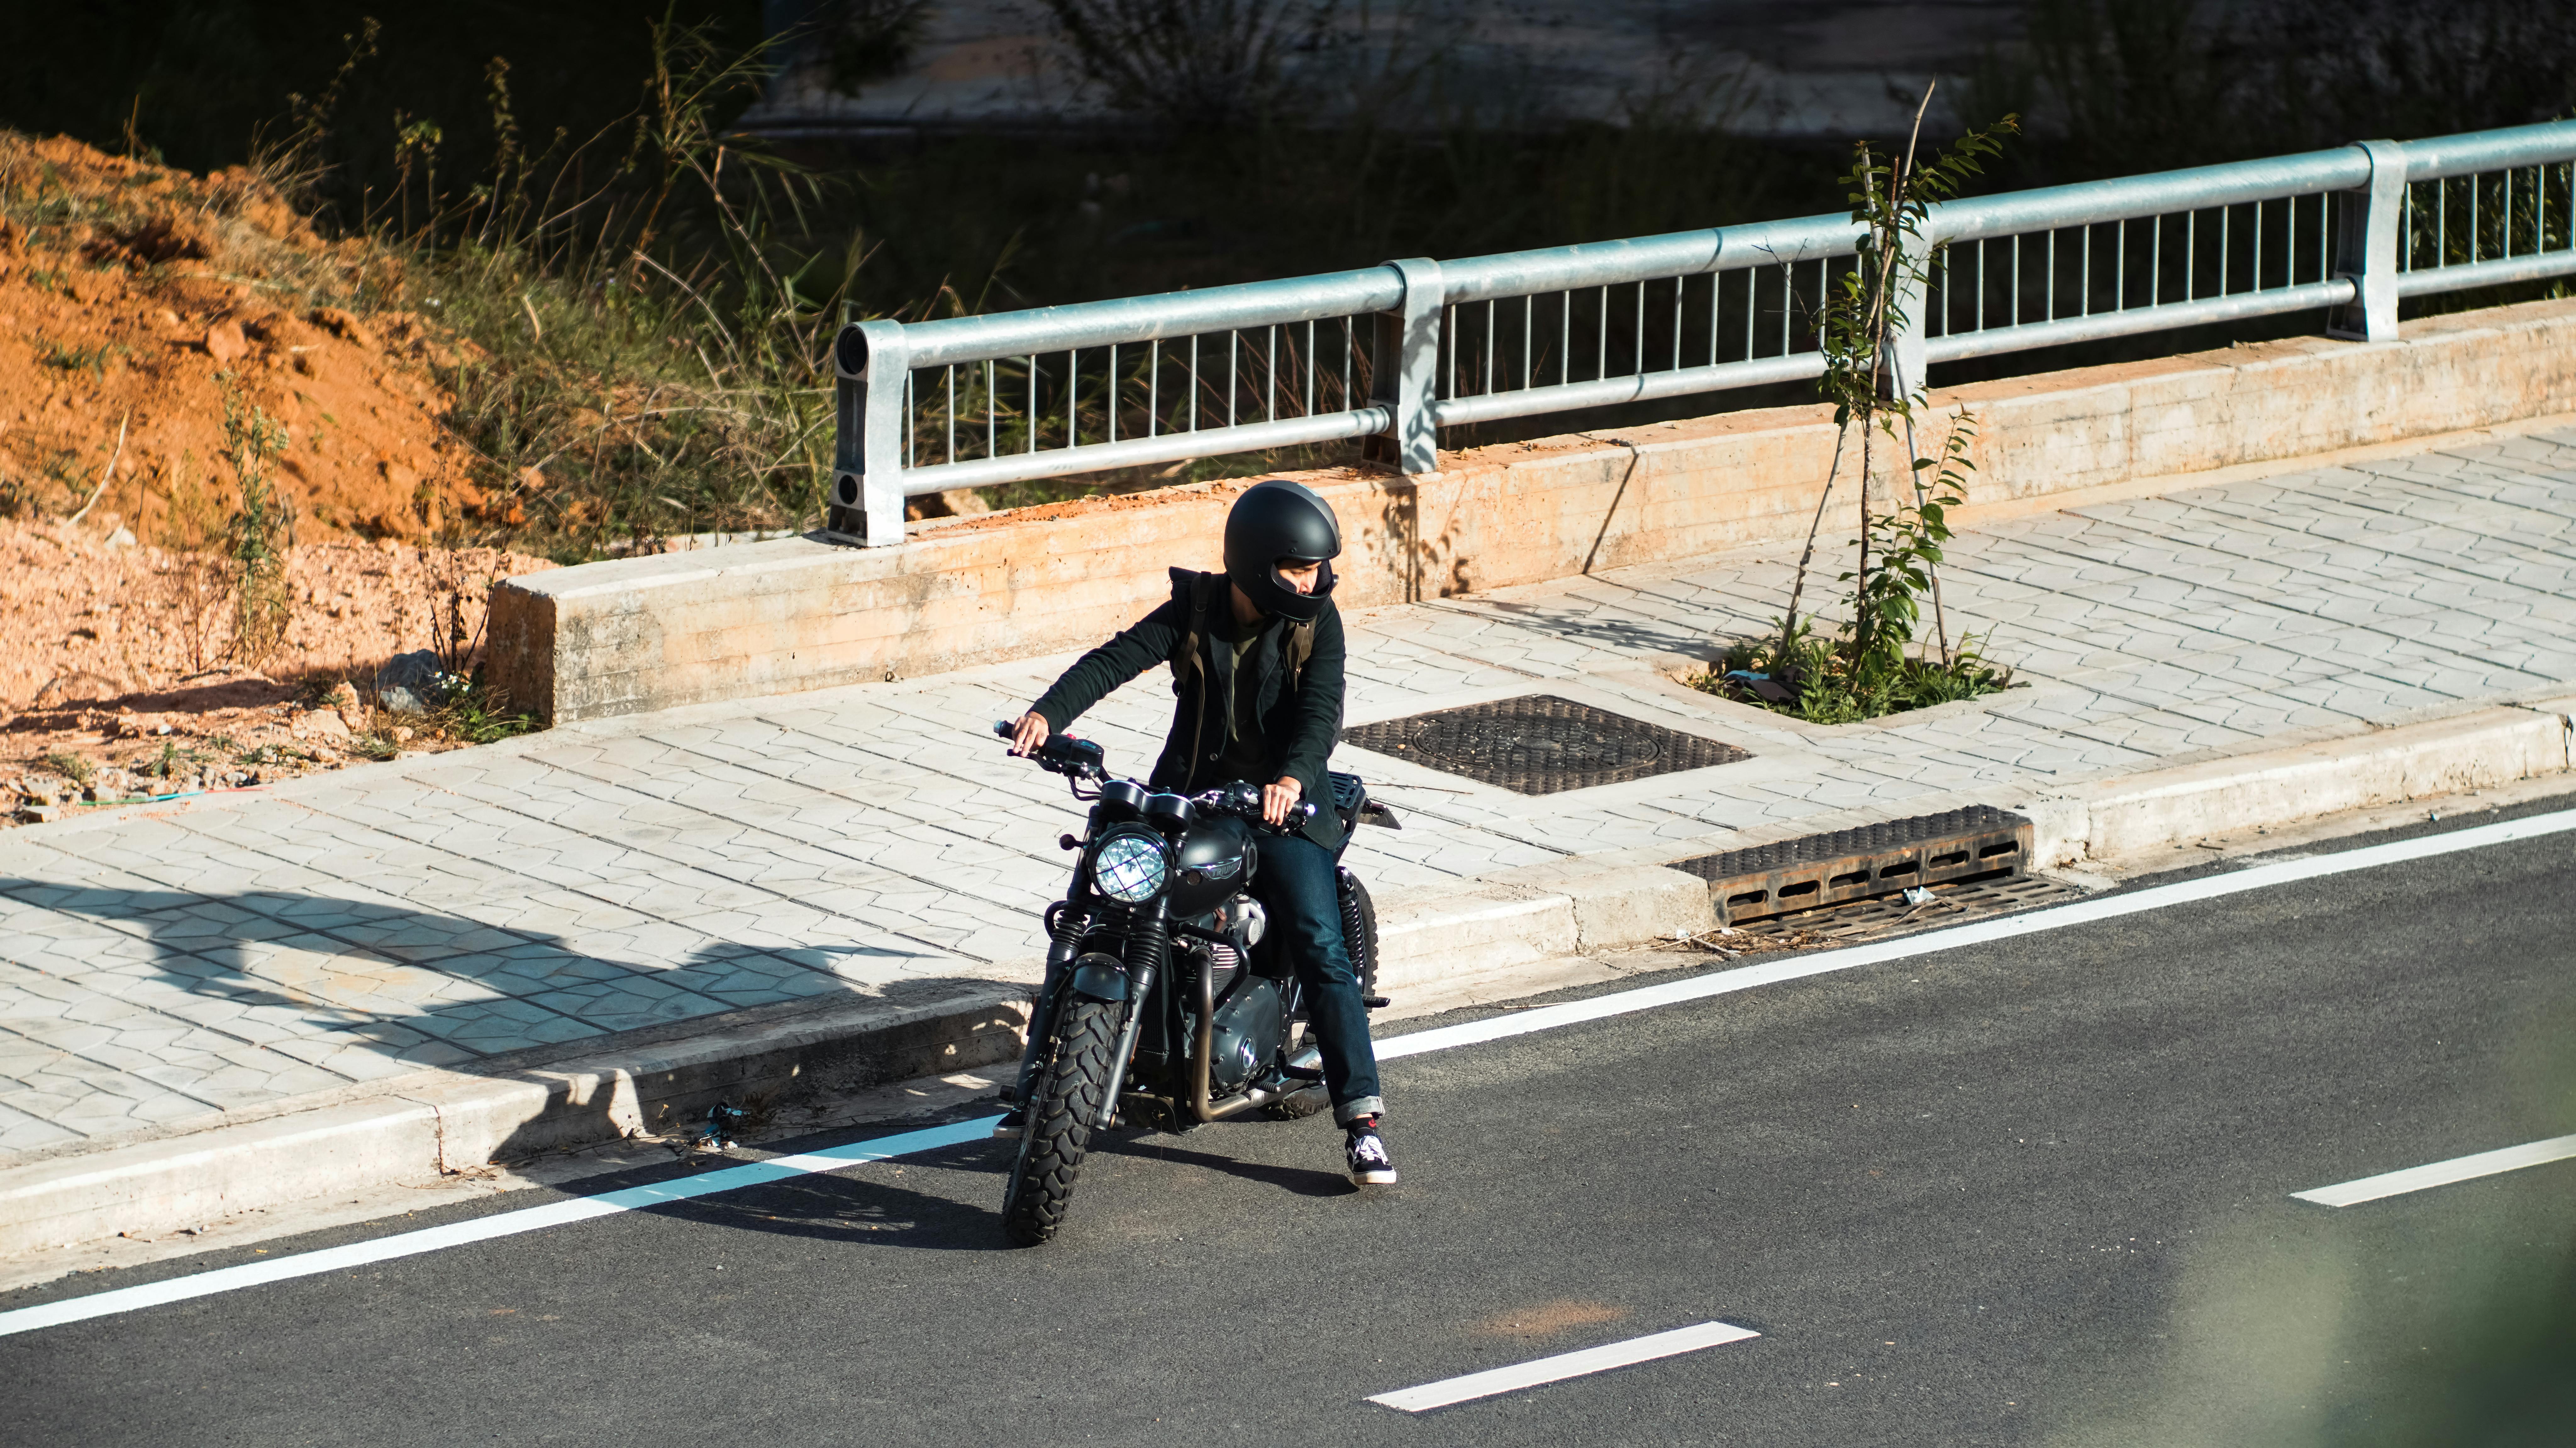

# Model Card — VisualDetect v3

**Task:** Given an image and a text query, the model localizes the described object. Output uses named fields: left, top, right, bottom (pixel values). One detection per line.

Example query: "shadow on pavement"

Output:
left=1099, top=1134, right=1356, bottom=1199
left=648, top=1140, right=1017, bottom=1252
left=0, top=876, right=984, bottom=1159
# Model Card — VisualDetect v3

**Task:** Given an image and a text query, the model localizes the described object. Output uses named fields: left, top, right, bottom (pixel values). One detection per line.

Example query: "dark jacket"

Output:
left=1030, top=568, right=1346, bottom=848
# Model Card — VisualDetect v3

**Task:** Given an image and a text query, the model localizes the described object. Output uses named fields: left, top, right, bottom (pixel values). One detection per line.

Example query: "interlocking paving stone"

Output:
left=3, top=429, right=2574, bottom=1158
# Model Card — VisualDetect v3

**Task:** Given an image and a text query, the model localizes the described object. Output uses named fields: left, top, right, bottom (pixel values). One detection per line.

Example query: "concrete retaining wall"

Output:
left=488, top=298, right=2576, bottom=724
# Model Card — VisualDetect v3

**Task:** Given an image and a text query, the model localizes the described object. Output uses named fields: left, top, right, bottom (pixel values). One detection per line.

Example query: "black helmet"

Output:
left=1223, top=479, right=1341, bottom=622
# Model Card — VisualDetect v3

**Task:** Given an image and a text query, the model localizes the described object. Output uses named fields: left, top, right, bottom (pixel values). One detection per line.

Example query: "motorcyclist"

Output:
left=1003, top=478, right=1396, bottom=1186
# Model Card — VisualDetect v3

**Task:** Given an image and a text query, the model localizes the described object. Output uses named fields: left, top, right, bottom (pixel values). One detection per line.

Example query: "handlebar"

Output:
left=992, top=721, right=1316, bottom=828
left=1194, top=779, right=1319, bottom=829
left=993, top=718, right=1105, bottom=778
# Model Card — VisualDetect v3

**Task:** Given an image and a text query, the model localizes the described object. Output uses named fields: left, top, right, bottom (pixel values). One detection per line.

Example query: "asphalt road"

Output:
left=6, top=817, right=2573, bottom=1447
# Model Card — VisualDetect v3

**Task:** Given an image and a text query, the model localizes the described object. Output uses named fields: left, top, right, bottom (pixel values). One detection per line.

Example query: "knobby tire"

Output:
left=1002, top=996, right=1120, bottom=1246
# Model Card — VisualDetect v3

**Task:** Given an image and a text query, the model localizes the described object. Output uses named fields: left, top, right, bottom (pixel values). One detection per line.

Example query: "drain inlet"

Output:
left=1670, top=805, right=2034, bottom=924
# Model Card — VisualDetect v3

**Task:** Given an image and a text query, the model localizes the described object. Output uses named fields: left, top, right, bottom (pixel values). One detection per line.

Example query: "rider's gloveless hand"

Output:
left=1009, top=711, right=1051, bottom=757
left=1262, top=775, right=1302, bottom=826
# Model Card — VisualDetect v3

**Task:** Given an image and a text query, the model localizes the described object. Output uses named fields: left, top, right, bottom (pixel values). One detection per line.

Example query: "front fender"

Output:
left=1067, top=952, right=1131, bottom=1002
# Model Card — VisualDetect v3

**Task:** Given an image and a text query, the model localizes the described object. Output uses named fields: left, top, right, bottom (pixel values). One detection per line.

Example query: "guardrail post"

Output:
left=2330, top=139, right=2407, bottom=342
left=825, top=319, right=911, bottom=545
left=1363, top=257, right=1443, bottom=476
left=1884, top=235, right=1933, bottom=402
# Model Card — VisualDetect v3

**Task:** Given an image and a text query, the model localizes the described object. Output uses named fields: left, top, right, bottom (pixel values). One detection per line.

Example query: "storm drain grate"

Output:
left=1727, top=873, right=2082, bottom=945
left=1671, top=805, right=2033, bottom=924
left=1341, top=694, right=1751, bottom=795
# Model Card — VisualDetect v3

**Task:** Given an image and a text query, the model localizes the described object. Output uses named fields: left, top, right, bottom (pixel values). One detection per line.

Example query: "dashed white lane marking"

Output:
left=2292, top=1133, right=2576, bottom=1207
left=1368, top=1321, right=1762, bottom=1412
left=6, top=803, right=2572, bottom=1339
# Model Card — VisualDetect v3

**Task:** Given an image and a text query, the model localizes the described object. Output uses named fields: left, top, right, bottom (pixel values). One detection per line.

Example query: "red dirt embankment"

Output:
left=0, top=135, right=494, bottom=541
left=0, top=133, right=556, bottom=817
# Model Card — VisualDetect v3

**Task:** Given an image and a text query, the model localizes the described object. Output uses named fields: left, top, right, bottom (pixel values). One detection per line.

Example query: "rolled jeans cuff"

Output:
left=1335, top=1095, right=1385, bottom=1126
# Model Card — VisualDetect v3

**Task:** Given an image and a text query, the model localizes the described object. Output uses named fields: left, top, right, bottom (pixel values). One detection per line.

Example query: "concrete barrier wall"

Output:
left=487, top=298, right=2576, bottom=723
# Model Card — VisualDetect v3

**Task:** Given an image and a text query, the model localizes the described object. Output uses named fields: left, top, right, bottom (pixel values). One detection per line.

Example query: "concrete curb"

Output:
left=1373, top=861, right=1717, bottom=995
left=6, top=701, right=2571, bottom=1257
left=0, top=985, right=1031, bottom=1258
left=2025, top=698, right=2576, bottom=869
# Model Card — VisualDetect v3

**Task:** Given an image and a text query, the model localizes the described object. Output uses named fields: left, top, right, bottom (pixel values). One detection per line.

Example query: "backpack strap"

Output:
left=1283, top=617, right=1316, bottom=692
left=1170, top=570, right=1225, bottom=774
left=1171, top=570, right=1224, bottom=677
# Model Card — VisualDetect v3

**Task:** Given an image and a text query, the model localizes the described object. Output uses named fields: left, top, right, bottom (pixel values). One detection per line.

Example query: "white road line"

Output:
left=1382, top=804, right=2576, bottom=1062
left=1368, top=1321, right=1762, bottom=1412
left=2292, top=1133, right=2576, bottom=1207
left=0, top=1117, right=997, bottom=1339
left=6, top=802, right=2573, bottom=1339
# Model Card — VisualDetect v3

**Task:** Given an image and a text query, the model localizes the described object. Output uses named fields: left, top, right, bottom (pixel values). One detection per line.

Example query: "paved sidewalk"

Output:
left=7, top=426, right=2576, bottom=1160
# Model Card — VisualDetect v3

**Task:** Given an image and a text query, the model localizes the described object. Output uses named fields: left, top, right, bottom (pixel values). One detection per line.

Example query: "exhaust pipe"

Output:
left=1191, top=958, right=1285, bottom=1122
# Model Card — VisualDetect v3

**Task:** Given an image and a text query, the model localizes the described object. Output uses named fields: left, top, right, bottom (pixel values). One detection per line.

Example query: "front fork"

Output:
left=1094, top=900, right=1167, bottom=1128
left=1005, top=902, right=1089, bottom=1107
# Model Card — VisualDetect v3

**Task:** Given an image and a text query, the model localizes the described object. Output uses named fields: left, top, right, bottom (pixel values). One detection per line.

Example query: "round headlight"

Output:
left=1092, top=831, right=1169, bottom=904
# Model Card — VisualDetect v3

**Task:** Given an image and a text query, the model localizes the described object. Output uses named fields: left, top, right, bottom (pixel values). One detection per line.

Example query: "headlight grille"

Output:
left=1093, top=832, right=1169, bottom=904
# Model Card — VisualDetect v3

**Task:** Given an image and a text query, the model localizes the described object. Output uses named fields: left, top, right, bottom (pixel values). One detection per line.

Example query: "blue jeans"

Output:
left=1251, top=833, right=1383, bottom=1124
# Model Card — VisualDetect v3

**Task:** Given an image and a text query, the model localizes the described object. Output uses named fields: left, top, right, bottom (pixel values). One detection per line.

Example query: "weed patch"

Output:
left=141, top=738, right=207, bottom=780
left=217, top=373, right=296, bottom=669
left=436, top=679, right=537, bottom=744
left=1694, top=624, right=2015, bottom=725
left=349, top=729, right=402, bottom=762
left=39, top=340, right=124, bottom=377
left=40, top=749, right=94, bottom=787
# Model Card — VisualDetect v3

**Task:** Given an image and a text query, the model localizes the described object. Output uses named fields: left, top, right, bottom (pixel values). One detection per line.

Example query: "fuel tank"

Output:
left=1167, top=813, right=1255, bottom=918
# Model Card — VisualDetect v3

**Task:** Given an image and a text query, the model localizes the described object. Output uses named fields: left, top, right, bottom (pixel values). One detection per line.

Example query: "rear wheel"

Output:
left=1338, top=868, right=1380, bottom=1000
left=1261, top=1082, right=1332, bottom=1120
left=1001, top=996, right=1121, bottom=1246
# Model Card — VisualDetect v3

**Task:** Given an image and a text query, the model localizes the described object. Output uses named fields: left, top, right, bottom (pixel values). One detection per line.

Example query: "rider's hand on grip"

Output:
left=1261, top=776, right=1305, bottom=827
left=1005, top=711, right=1051, bottom=757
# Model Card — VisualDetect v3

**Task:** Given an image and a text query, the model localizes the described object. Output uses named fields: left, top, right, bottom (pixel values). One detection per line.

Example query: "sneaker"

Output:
left=990, top=1107, right=1025, bottom=1140
left=1345, top=1126, right=1398, bottom=1185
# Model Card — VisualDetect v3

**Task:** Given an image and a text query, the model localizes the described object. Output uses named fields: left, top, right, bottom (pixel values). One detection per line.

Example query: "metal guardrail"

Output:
left=827, top=119, right=2576, bottom=544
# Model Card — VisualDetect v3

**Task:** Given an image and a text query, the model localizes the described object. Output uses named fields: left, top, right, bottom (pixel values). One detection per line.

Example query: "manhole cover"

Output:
left=1341, top=694, right=1750, bottom=795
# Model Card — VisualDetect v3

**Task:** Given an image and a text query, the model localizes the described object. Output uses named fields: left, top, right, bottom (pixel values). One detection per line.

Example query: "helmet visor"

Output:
left=1263, top=557, right=1335, bottom=620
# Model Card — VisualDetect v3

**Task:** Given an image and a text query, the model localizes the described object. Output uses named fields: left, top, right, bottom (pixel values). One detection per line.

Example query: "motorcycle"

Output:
left=990, top=721, right=1397, bottom=1245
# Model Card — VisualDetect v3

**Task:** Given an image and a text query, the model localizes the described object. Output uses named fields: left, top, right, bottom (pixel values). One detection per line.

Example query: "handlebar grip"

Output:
left=991, top=719, right=1017, bottom=739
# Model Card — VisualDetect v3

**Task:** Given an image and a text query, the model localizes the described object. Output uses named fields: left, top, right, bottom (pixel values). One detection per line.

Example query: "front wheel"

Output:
left=1001, top=996, right=1121, bottom=1246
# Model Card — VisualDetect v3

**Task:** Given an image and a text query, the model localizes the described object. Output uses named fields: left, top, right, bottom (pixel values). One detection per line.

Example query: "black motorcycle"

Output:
left=991, top=722, right=1396, bottom=1246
